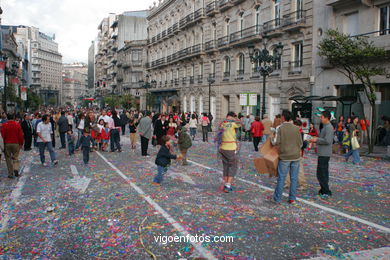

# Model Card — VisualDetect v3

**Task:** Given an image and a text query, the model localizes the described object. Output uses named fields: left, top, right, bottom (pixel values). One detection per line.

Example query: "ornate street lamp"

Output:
left=248, top=41, right=283, bottom=119
left=139, top=75, right=157, bottom=111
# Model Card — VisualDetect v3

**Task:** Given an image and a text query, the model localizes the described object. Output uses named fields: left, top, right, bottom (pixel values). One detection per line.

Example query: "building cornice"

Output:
left=147, top=0, right=177, bottom=20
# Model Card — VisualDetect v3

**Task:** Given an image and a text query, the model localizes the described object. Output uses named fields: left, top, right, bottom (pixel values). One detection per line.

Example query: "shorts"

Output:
left=219, top=149, right=238, bottom=177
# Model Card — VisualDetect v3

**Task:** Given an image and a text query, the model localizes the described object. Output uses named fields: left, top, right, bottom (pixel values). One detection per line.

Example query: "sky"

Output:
left=2, top=0, right=155, bottom=63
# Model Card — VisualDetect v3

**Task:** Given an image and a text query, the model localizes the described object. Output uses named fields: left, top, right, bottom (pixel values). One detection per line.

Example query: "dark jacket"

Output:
left=155, top=145, right=177, bottom=167
left=21, top=119, right=33, bottom=137
left=58, top=115, right=69, bottom=133
left=80, top=135, right=93, bottom=148
left=113, top=116, right=122, bottom=128
left=178, top=131, right=192, bottom=150
left=120, top=113, right=128, bottom=126
left=154, top=119, right=169, bottom=137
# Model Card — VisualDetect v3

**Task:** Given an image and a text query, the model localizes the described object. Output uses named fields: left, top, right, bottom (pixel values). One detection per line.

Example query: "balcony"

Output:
left=145, top=62, right=150, bottom=68
left=167, top=27, right=173, bottom=35
left=263, top=18, right=283, bottom=37
left=218, top=0, right=232, bottom=12
left=326, top=0, right=371, bottom=8
left=185, top=13, right=195, bottom=27
left=193, top=8, right=204, bottom=22
left=179, top=17, right=187, bottom=28
left=231, top=0, right=245, bottom=5
left=189, top=76, right=194, bottom=84
left=151, top=36, right=156, bottom=44
left=162, top=30, right=167, bottom=38
left=182, top=77, right=187, bottom=84
left=206, top=1, right=218, bottom=16
left=236, top=70, right=244, bottom=80
left=289, top=60, right=303, bottom=74
left=191, top=44, right=204, bottom=55
left=173, top=23, right=179, bottom=34
left=157, top=33, right=161, bottom=41
left=229, top=25, right=262, bottom=47
left=174, top=79, right=179, bottom=85
left=217, top=36, right=230, bottom=49
left=197, top=75, right=203, bottom=84
left=132, top=60, right=143, bottom=67
left=167, top=54, right=172, bottom=63
left=282, top=10, right=307, bottom=32
left=223, top=71, right=230, bottom=81
left=205, top=40, right=217, bottom=53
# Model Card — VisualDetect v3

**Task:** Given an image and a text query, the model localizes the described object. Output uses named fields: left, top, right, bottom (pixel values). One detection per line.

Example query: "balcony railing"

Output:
left=173, top=23, right=179, bottom=33
left=282, top=10, right=306, bottom=29
left=191, top=44, right=203, bottom=54
left=182, top=77, right=187, bottom=84
left=179, top=17, right=187, bottom=28
left=263, top=18, right=282, bottom=33
left=162, top=30, right=167, bottom=38
left=157, top=33, right=161, bottom=41
left=174, top=79, right=179, bottom=85
left=189, top=76, right=194, bottom=84
left=205, top=40, right=217, bottom=51
left=229, top=25, right=262, bottom=44
left=206, top=1, right=217, bottom=16
left=237, top=69, right=244, bottom=75
left=223, top=71, right=230, bottom=80
left=167, top=27, right=172, bottom=35
left=198, top=75, right=203, bottom=83
left=218, top=0, right=232, bottom=11
left=217, top=36, right=229, bottom=47
left=194, top=8, right=204, bottom=21
left=290, top=60, right=303, bottom=68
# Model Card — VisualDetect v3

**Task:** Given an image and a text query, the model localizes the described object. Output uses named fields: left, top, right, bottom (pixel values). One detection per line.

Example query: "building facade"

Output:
left=94, top=11, right=148, bottom=101
left=146, top=0, right=313, bottom=120
left=14, top=26, right=62, bottom=106
left=87, top=40, right=95, bottom=91
left=62, top=63, right=88, bottom=106
left=313, top=0, right=390, bottom=127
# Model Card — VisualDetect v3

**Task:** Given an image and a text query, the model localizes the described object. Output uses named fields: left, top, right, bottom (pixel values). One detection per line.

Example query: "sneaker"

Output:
left=319, top=194, right=330, bottom=199
left=151, top=182, right=161, bottom=186
left=53, top=160, right=59, bottom=166
left=288, top=200, right=295, bottom=204
left=14, top=170, right=20, bottom=177
left=223, top=186, right=231, bottom=193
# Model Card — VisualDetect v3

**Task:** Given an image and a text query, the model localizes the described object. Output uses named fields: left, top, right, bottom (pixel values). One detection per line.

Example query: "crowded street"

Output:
left=0, top=127, right=389, bottom=259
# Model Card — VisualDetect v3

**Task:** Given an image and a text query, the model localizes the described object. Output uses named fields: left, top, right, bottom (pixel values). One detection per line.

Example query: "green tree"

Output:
left=318, top=29, right=389, bottom=153
left=104, top=96, right=117, bottom=109
left=146, top=93, right=156, bottom=111
left=25, top=89, right=42, bottom=111
left=120, top=94, right=136, bottom=110
left=48, top=97, right=57, bottom=106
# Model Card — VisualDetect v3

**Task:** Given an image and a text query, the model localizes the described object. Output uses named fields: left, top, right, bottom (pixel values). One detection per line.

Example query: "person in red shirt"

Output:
left=250, top=116, right=265, bottom=152
left=1, top=113, right=24, bottom=178
left=359, top=117, right=369, bottom=144
left=308, top=123, right=319, bottom=153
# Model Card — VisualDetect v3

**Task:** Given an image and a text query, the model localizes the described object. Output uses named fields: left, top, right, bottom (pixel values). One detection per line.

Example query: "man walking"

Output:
left=57, top=111, right=69, bottom=149
left=219, top=112, right=241, bottom=193
left=1, top=114, right=24, bottom=178
left=272, top=110, right=302, bottom=204
left=37, top=115, right=59, bottom=166
left=138, top=111, right=153, bottom=157
left=21, top=113, right=33, bottom=151
left=309, top=111, right=334, bottom=198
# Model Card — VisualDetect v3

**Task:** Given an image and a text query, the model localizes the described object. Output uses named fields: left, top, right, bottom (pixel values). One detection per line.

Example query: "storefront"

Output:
left=150, top=89, right=180, bottom=114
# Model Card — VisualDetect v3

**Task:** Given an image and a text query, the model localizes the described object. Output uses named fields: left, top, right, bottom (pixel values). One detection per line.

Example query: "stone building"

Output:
left=62, top=63, right=88, bottom=106
left=94, top=11, right=148, bottom=100
left=313, top=0, right=390, bottom=127
left=146, top=0, right=313, bottom=120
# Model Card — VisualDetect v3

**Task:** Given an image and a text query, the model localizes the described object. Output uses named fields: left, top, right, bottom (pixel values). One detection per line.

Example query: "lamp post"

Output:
left=138, top=75, right=157, bottom=111
left=207, top=74, right=215, bottom=114
left=248, top=41, right=283, bottom=119
left=1, top=54, right=19, bottom=113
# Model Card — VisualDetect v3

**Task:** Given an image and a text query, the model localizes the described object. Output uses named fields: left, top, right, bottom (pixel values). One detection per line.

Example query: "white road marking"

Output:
left=146, top=161, right=196, bottom=185
left=96, top=151, right=217, bottom=260
left=188, top=159, right=390, bottom=234
left=66, top=165, right=91, bottom=193
left=310, top=246, right=390, bottom=260
left=0, top=156, right=33, bottom=233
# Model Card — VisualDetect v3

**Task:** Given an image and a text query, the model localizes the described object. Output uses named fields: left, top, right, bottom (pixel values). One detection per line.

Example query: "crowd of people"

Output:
left=0, top=107, right=388, bottom=205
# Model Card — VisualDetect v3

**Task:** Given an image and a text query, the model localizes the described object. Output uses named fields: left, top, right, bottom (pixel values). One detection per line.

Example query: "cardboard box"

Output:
left=254, top=157, right=269, bottom=174
left=254, top=138, right=279, bottom=177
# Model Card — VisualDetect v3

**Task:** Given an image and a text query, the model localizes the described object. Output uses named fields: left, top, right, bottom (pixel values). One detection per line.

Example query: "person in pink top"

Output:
left=200, top=113, right=210, bottom=142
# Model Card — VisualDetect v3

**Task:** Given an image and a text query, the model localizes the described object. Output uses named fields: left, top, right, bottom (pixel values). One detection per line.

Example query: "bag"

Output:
left=152, top=137, right=157, bottom=147
left=351, top=135, right=360, bottom=150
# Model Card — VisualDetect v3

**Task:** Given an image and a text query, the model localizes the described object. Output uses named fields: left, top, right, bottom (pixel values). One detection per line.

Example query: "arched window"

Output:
left=238, top=53, right=245, bottom=75
left=273, top=48, right=281, bottom=70
left=224, top=56, right=231, bottom=76
left=252, top=50, right=261, bottom=73
left=239, top=13, right=244, bottom=32
left=255, top=6, right=260, bottom=33
left=225, top=19, right=230, bottom=36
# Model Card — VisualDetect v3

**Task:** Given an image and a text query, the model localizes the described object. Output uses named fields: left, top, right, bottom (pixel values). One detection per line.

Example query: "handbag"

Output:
left=351, top=132, right=360, bottom=150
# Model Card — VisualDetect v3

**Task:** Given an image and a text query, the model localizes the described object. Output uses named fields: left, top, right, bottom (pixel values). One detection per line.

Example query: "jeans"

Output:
left=140, top=136, right=149, bottom=156
left=344, top=149, right=361, bottom=164
left=190, top=128, right=197, bottom=138
left=202, top=126, right=208, bottom=142
left=75, top=129, right=83, bottom=149
left=24, top=134, right=32, bottom=150
left=60, top=132, right=66, bottom=148
left=273, top=160, right=300, bottom=202
left=82, top=146, right=90, bottom=164
left=68, top=143, right=75, bottom=155
left=253, top=136, right=261, bottom=151
left=121, top=125, right=126, bottom=135
left=317, top=156, right=332, bottom=195
left=154, top=165, right=168, bottom=184
left=110, top=129, right=121, bottom=152
left=38, top=142, right=56, bottom=164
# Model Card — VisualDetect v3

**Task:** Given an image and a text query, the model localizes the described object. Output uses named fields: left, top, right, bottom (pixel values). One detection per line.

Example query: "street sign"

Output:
left=240, top=93, right=258, bottom=106
left=21, top=86, right=27, bottom=101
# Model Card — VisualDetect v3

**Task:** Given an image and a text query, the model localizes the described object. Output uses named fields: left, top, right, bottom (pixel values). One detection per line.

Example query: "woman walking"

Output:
left=188, top=114, right=198, bottom=141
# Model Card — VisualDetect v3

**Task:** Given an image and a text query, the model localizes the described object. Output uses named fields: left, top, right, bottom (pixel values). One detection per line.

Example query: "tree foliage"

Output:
left=25, top=89, right=42, bottom=110
left=318, top=29, right=389, bottom=153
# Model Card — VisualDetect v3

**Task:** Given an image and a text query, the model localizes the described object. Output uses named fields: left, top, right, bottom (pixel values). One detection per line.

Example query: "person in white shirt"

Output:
left=36, top=114, right=58, bottom=166
left=98, top=111, right=111, bottom=124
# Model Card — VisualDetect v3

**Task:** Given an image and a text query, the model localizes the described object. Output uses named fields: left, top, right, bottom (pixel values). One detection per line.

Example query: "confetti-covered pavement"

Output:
left=0, top=133, right=389, bottom=259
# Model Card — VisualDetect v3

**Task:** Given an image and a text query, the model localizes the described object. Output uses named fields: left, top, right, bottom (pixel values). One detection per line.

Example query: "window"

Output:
left=293, top=42, right=303, bottom=68
left=252, top=50, right=261, bottom=72
left=380, top=5, right=390, bottom=35
left=224, top=56, right=231, bottom=75
left=240, top=13, right=244, bottom=32
left=255, top=6, right=260, bottom=32
left=296, top=0, right=303, bottom=19
left=191, top=64, right=195, bottom=76
left=274, top=0, right=281, bottom=24
left=211, top=60, right=216, bottom=76
left=238, top=53, right=245, bottom=74
left=273, top=48, right=281, bottom=70
left=213, top=24, right=217, bottom=40
left=199, top=63, right=204, bottom=76
left=225, top=19, right=230, bottom=36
